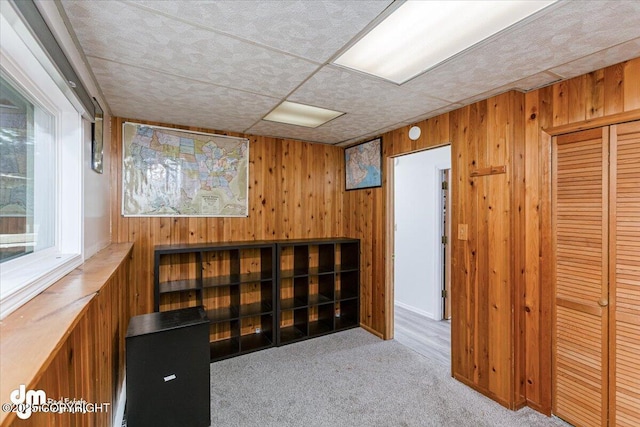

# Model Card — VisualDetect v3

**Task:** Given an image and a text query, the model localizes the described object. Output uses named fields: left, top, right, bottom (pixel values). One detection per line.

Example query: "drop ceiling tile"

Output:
left=61, top=0, right=318, bottom=98
left=404, top=0, right=640, bottom=104
left=404, top=104, right=466, bottom=125
left=516, top=0, right=640, bottom=65
left=336, top=122, right=407, bottom=147
left=246, top=121, right=344, bottom=145
left=89, top=57, right=279, bottom=132
left=509, top=72, right=563, bottom=92
left=289, top=65, right=451, bottom=122
left=288, top=65, right=399, bottom=112
left=245, top=118, right=355, bottom=145
left=402, top=60, right=498, bottom=105
left=247, top=110, right=406, bottom=145
left=336, top=138, right=364, bottom=147
left=126, top=0, right=394, bottom=63
left=548, top=37, right=640, bottom=79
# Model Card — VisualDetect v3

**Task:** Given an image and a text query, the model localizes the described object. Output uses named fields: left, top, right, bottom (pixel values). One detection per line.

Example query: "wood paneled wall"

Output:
left=450, top=92, right=526, bottom=409
left=110, top=118, right=345, bottom=317
left=345, top=57, right=640, bottom=413
left=525, top=58, right=640, bottom=414
left=345, top=92, right=527, bottom=408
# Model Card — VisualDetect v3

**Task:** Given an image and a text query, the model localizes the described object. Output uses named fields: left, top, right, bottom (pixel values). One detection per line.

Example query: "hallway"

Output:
left=394, top=304, right=450, bottom=366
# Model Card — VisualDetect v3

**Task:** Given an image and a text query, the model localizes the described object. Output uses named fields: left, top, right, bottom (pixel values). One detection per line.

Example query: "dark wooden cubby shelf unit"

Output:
left=154, top=238, right=360, bottom=362
left=276, top=238, right=360, bottom=346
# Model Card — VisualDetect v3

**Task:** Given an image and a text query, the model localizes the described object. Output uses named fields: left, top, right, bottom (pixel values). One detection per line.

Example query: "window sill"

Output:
left=1, top=252, right=83, bottom=320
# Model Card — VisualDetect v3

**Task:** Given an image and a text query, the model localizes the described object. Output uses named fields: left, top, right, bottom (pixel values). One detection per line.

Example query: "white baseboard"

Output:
left=394, top=300, right=436, bottom=320
left=113, top=376, right=126, bottom=427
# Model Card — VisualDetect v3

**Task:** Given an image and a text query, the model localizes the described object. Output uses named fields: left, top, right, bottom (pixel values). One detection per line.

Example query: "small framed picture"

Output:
left=345, top=137, right=382, bottom=190
left=91, top=98, right=104, bottom=174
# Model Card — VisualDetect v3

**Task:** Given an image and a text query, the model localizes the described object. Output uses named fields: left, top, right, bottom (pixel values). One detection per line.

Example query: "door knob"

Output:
left=598, top=298, right=608, bottom=307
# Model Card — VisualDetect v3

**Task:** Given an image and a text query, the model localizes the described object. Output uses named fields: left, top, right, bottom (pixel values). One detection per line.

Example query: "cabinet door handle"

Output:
left=598, top=298, right=608, bottom=307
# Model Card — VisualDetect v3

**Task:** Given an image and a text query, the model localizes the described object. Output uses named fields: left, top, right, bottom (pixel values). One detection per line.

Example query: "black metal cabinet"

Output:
left=126, top=306, right=210, bottom=427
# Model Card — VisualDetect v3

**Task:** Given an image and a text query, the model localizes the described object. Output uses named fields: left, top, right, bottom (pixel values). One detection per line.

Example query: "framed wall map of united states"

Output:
left=122, top=122, right=249, bottom=217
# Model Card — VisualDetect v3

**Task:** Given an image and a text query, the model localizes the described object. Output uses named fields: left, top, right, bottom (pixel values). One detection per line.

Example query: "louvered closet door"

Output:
left=610, top=121, right=640, bottom=427
left=553, top=127, right=609, bottom=427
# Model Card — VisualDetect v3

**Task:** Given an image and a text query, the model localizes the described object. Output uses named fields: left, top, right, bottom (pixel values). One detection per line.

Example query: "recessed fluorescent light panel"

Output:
left=263, top=101, right=344, bottom=128
left=334, top=0, right=557, bottom=84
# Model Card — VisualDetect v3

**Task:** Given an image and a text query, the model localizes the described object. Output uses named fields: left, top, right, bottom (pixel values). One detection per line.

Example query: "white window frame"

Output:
left=0, top=5, right=83, bottom=319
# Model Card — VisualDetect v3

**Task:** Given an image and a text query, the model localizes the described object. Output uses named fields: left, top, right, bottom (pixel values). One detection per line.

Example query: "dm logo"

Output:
left=10, top=385, right=46, bottom=419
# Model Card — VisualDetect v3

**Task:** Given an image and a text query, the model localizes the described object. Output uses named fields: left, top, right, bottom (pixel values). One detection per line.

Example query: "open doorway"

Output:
left=442, top=169, right=451, bottom=321
left=391, top=145, right=451, bottom=366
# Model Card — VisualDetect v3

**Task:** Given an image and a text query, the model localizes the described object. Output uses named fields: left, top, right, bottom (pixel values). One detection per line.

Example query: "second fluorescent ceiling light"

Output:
left=263, top=101, right=344, bottom=128
left=333, top=0, right=557, bottom=84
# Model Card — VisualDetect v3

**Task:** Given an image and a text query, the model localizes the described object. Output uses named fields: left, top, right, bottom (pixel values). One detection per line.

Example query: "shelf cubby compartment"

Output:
left=335, top=299, right=359, bottom=330
left=339, top=241, right=359, bottom=271
left=205, top=305, right=239, bottom=323
left=203, top=285, right=240, bottom=322
left=308, top=303, right=334, bottom=337
left=158, top=278, right=200, bottom=294
left=293, top=245, right=310, bottom=275
left=240, top=281, right=273, bottom=317
left=202, top=249, right=240, bottom=282
left=279, top=307, right=308, bottom=344
left=315, top=243, right=336, bottom=274
left=308, top=273, right=334, bottom=305
left=337, top=270, right=359, bottom=300
left=278, top=244, right=310, bottom=277
left=157, top=252, right=201, bottom=281
left=280, top=276, right=309, bottom=310
left=209, top=320, right=239, bottom=361
left=240, top=314, right=274, bottom=352
left=203, top=271, right=274, bottom=288
left=278, top=245, right=293, bottom=273
left=239, top=247, right=274, bottom=279
left=158, top=289, right=200, bottom=313
left=154, top=251, right=202, bottom=311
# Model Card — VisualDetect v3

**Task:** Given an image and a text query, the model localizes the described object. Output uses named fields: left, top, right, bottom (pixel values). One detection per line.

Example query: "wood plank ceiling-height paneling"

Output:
left=110, top=118, right=346, bottom=317
left=450, top=92, right=526, bottom=410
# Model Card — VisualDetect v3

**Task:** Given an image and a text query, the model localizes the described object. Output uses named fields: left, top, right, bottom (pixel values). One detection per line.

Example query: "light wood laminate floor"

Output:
left=394, top=304, right=451, bottom=367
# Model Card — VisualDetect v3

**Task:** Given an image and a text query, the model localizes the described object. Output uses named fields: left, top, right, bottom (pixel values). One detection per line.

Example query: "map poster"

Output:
left=345, top=137, right=382, bottom=190
left=121, top=122, right=249, bottom=217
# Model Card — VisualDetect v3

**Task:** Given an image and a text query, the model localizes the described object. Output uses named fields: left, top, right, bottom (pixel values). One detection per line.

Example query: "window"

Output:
left=0, top=2, right=83, bottom=319
left=0, top=73, right=55, bottom=263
